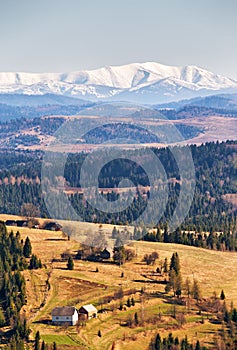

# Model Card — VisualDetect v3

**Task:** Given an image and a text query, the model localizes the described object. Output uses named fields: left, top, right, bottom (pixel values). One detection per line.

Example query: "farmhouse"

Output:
left=78, top=304, right=97, bottom=319
left=52, top=306, right=78, bottom=326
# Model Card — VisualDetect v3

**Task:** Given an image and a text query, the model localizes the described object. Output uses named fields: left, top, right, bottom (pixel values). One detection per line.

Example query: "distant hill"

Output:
left=153, top=93, right=237, bottom=119
left=154, top=93, right=237, bottom=110
left=0, top=95, right=94, bottom=121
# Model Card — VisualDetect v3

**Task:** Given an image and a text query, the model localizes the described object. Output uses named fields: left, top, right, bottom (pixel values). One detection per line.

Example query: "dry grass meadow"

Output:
left=1, top=214, right=237, bottom=349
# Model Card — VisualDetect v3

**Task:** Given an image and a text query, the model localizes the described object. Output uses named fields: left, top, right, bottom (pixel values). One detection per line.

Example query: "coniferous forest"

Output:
left=0, top=141, right=235, bottom=235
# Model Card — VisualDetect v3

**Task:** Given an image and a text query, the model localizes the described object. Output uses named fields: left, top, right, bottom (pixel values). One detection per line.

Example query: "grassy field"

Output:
left=1, top=215, right=237, bottom=349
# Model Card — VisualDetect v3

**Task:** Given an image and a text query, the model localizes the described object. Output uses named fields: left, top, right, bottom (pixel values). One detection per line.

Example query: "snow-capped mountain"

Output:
left=0, top=62, right=237, bottom=104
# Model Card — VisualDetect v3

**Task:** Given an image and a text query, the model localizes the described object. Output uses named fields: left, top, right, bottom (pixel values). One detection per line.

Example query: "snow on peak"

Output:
left=0, top=62, right=236, bottom=103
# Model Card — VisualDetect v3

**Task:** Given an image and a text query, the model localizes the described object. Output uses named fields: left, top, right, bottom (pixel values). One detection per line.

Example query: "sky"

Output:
left=0, top=0, right=237, bottom=78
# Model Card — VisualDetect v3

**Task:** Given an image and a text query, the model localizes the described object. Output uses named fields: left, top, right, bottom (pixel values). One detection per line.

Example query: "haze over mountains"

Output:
left=1, top=62, right=237, bottom=104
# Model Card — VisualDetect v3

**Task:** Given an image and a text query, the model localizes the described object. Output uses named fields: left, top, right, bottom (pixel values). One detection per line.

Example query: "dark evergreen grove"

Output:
left=0, top=222, right=28, bottom=346
left=0, top=222, right=43, bottom=348
left=150, top=332, right=208, bottom=350
left=0, top=140, right=235, bottom=236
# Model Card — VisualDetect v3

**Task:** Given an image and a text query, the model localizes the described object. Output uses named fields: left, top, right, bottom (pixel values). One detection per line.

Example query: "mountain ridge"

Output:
left=0, top=62, right=237, bottom=104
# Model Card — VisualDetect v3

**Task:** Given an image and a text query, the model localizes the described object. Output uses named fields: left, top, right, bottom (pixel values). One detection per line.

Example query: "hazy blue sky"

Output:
left=0, top=0, right=237, bottom=77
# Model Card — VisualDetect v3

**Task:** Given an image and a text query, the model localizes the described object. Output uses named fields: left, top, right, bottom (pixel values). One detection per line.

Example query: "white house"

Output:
left=52, top=306, right=78, bottom=326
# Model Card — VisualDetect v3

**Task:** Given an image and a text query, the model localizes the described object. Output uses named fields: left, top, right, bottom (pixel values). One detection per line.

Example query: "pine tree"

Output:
left=195, top=340, right=201, bottom=350
left=34, top=331, right=40, bottom=350
left=163, top=258, right=168, bottom=273
left=155, top=333, right=162, bottom=350
left=127, top=298, right=131, bottom=308
left=134, top=312, right=139, bottom=325
left=174, top=337, right=179, bottom=345
left=170, top=252, right=180, bottom=275
left=98, top=330, right=102, bottom=337
left=41, top=340, right=46, bottom=350
left=53, top=342, right=57, bottom=350
left=232, top=308, right=237, bottom=323
left=131, top=297, right=135, bottom=306
left=156, top=227, right=161, bottom=242
left=112, top=226, right=117, bottom=239
left=163, top=223, right=169, bottom=243
left=167, top=252, right=182, bottom=297
left=23, top=236, right=32, bottom=258
left=220, top=289, right=225, bottom=300
left=67, top=256, right=74, bottom=270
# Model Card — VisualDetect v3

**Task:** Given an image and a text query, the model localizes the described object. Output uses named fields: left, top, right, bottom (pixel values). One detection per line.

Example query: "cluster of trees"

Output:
left=142, top=225, right=237, bottom=252
left=0, top=223, right=43, bottom=348
left=143, top=251, right=159, bottom=265
left=162, top=253, right=201, bottom=302
left=150, top=332, right=207, bottom=350
left=204, top=301, right=237, bottom=349
left=29, top=254, right=42, bottom=270
left=112, top=227, right=136, bottom=265
left=74, top=227, right=136, bottom=266
left=34, top=330, right=57, bottom=350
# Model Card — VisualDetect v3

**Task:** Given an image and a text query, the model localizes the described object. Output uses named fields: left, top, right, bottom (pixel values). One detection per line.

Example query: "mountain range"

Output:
left=0, top=62, right=237, bottom=104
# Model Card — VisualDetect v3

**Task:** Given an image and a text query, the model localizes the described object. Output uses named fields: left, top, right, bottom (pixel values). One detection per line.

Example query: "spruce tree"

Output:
left=127, top=298, right=131, bottom=308
left=220, top=289, right=225, bottom=300
left=167, top=252, right=182, bottom=297
left=23, top=237, right=32, bottom=258
left=67, top=256, right=74, bottom=270
left=195, top=340, right=201, bottom=350
left=34, top=331, right=40, bottom=350
left=134, top=312, right=139, bottom=325
left=155, top=333, right=162, bottom=350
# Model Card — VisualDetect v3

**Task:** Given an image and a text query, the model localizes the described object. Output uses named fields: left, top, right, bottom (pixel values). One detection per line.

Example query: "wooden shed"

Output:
left=78, top=304, right=97, bottom=319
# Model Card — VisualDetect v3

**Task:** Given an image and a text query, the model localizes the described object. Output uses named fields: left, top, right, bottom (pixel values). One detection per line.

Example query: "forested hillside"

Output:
left=0, top=141, right=235, bottom=236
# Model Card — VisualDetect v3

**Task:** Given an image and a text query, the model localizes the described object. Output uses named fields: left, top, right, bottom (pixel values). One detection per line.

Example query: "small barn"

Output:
left=78, top=304, right=97, bottom=320
left=43, top=222, right=62, bottom=231
left=52, top=306, right=78, bottom=326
